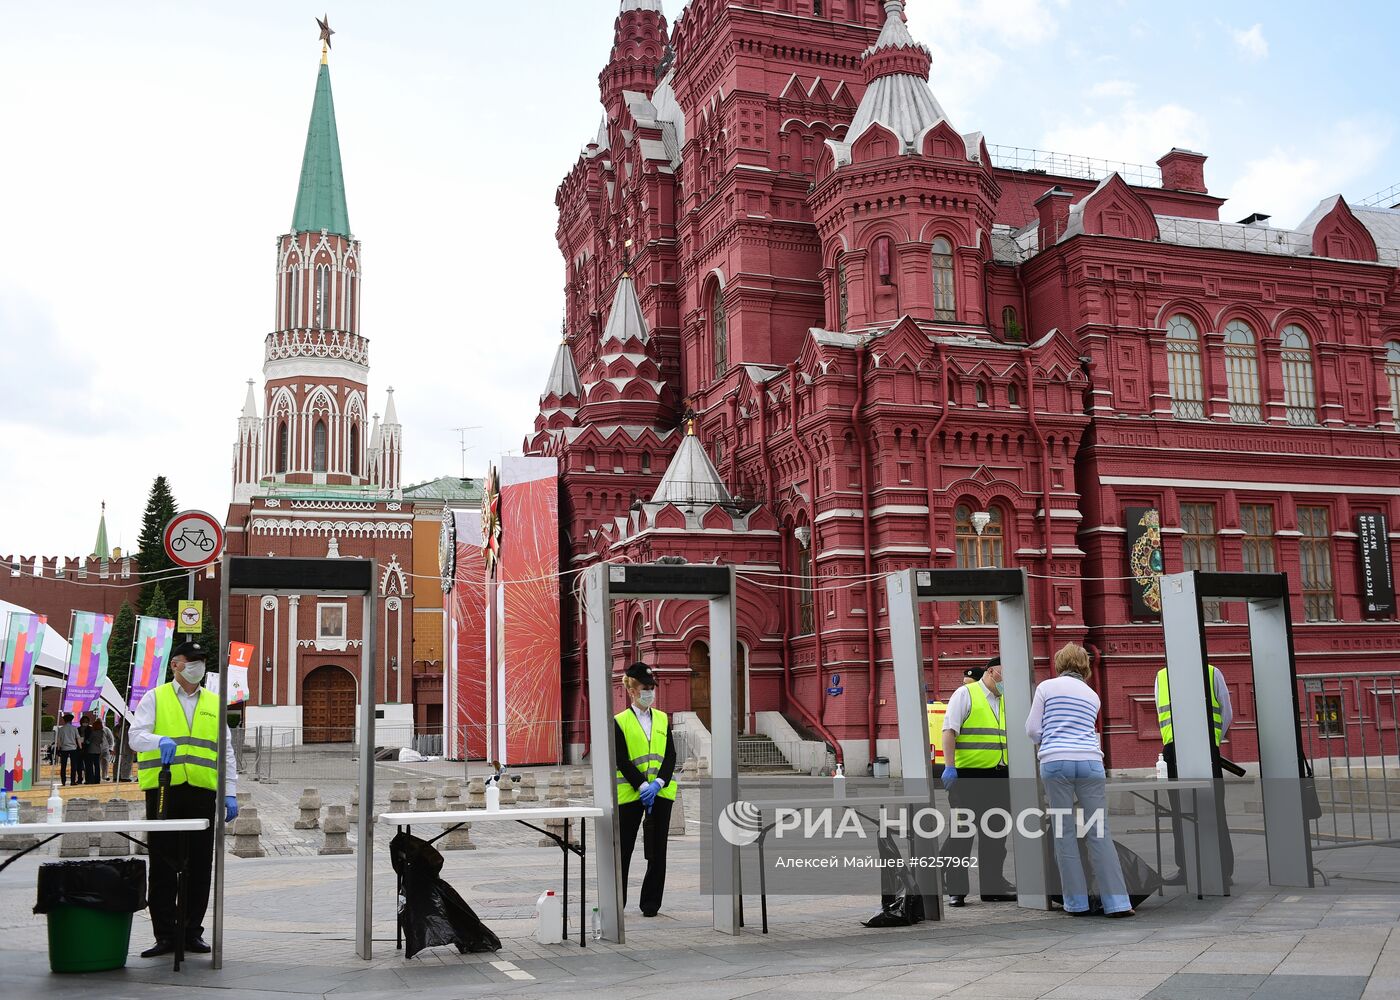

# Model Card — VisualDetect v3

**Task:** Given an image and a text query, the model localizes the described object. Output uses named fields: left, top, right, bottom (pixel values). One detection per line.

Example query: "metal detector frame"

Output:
left=886, top=566, right=1050, bottom=911
left=216, top=556, right=378, bottom=967
left=1159, top=571, right=1313, bottom=891
left=585, top=562, right=738, bottom=942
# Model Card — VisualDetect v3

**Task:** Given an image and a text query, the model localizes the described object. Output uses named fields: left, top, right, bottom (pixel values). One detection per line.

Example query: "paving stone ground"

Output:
left=5, top=765, right=1400, bottom=998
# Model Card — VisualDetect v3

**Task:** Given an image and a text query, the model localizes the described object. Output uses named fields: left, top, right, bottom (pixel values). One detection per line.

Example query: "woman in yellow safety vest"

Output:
left=613, top=661, right=677, bottom=918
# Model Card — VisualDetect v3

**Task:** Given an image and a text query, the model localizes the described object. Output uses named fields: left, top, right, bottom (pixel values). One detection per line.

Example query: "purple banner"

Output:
left=61, top=611, right=114, bottom=717
left=128, top=616, right=175, bottom=710
left=0, top=612, right=46, bottom=709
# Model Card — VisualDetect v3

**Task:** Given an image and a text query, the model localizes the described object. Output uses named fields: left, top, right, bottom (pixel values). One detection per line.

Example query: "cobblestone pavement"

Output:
left=5, top=770, right=1400, bottom=998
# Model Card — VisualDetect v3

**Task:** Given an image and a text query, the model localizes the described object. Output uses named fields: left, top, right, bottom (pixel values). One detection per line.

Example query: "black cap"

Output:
left=171, top=640, right=209, bottom=663
left=624, top=662, right=657, bottom=686
left=963, top=666, right=985, bottom=682
left=985, top=656, right=1001, bottom=670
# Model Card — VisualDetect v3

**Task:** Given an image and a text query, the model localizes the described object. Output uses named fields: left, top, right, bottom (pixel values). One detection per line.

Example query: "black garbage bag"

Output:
left=389, top=832, right=500, bottom=958
left=34, top=859, right=147, bottom=914
left=1048, top=839, right=1162, bottom=912
left=862, top=833, right=925, bottom=927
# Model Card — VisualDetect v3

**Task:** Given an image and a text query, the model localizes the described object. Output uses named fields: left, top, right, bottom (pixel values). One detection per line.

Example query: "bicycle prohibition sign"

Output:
left=162, top=510, right=225, bottom=569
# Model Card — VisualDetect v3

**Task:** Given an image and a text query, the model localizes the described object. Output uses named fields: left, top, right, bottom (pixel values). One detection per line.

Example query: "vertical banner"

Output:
left=445, top=509, right=487, bottom=761
left=128, top=616, right=176, bottom=710
left=0, top=705, right=35, bottom=793
left=61, top=611, right=115, bottom=717
left=226, top=641, right=254, bottom=705
left=0, top=611, right=46, bottom=709
left=1357, top=513, right=1395, bottom=616
left=1125, top=506, right=1164, bottom=618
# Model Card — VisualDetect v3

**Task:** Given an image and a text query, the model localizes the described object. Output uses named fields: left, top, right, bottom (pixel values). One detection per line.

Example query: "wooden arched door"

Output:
left=303, top=664, right=356, bottom=744
left=689, top=641, right=711, bottom=731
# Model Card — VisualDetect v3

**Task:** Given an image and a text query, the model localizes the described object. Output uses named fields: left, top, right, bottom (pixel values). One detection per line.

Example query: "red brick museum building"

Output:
left=524, top=0, right=1400, bottom=770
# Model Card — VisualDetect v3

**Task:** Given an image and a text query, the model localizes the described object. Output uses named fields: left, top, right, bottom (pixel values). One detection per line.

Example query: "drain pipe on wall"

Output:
left=849, top=346, right=879, bottom=769
left=1025, top=351, right=1059, bottom=672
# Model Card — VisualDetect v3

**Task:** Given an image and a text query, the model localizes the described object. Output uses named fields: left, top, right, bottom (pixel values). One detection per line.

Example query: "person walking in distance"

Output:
left=940, top=656, right=1016, bottom=906
left=128, top=641, right=239, bottom=958
left=613, top=662, right=677, bottom=918
left=54, top=714, right=80, bottom=786
left=1155, top=662, right=1234, bottom=885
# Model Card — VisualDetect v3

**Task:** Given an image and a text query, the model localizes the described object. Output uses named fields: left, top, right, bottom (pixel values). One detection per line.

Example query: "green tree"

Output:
left=106, top=601, right=136, bottom=694
left=136, top=476, right=179, bottom=609
left=197, top=605, right=221, bottom=671
left=144, top=581, right=173, bottom=622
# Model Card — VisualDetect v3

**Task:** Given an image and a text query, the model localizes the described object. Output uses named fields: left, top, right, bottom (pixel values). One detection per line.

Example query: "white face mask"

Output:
left=178, top=661, right=206, bottom=685
left=636, top=689, right=656, bottom=709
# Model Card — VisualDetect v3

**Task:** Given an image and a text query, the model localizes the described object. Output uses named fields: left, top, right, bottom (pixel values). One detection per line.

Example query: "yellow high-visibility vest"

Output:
left=954, top=683, right=1007, bottom=768
left=614, top=708, right=677, bottom=804
left=136, top=683, right=220, bottom=791
left=1155, top=666, right=1223, bottom=746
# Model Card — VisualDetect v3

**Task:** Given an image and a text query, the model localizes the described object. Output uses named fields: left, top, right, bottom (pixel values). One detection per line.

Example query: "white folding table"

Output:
left=0, top=819, right=211, bottom=971
left=377, top=805, right=603, bottom=949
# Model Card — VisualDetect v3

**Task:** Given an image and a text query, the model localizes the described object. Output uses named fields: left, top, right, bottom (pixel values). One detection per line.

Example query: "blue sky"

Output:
left=0, top=1, right=1395, bottom=555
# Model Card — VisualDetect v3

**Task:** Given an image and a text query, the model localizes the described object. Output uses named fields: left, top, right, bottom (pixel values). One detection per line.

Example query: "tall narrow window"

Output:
left=1280, top=325, right=1317, bottom=425
left=1240, top=503, right=1276, bottom=574
left=276, top=421, right=289, bottom=473
left=836, top=253, right=849, bottom=331
left=932, top=237, right=956, bottom=320
left=1299, top=506, right=1336, bottom=621
left=1387, top=341, right=1400, bottom=429
left=641, top=451, right=652, bottom=475
left=315, top=266, right=330, bottom=330
left=955, top=504, right=1003, bottom=624
left=289, top=268, right=301, bottom=328
left=345, top=273, right=355, bottom=332
left=1166, top=315, right=1206, bottom=419
left=630, top=613, right=644, bottom=662
left=1223, top=319, right=1262, bottom=422
left=312, top=419, right=328, bottom=473
left=349, top=423, right=360, bottom=477
left=796, top=524, right=814, bottom=634
left=711, top=284, right=728, bottom=380
left=1180, top=502, right=1221, bottom=620
left=1002, top=305, right=1022, bottom=341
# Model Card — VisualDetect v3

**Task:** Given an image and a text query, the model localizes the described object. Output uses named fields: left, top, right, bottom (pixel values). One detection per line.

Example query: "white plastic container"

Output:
left=535, top=890, right=563, bottom=944
left=591, top=906, right=602, bottom=941
left=1155, top=753, right=1169, bottom=781
left=486, top=783, right=500, bottom=812
left=46, top=783, right=63, bottom=824
left=832, top=763, right=846, bottom=800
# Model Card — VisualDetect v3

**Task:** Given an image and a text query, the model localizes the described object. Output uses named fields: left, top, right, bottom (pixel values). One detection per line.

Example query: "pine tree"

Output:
left=106, top=602, right=136, bottom=694
left=197, top=606, right=221, bottom=670
left=136, top=476, right=179, bottom=609
left=143, top=581, right=173, bottom=622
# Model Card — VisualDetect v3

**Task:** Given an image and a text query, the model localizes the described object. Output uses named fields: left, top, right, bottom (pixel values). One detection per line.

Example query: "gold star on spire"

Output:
left=317, top=14, right=335, bottom=63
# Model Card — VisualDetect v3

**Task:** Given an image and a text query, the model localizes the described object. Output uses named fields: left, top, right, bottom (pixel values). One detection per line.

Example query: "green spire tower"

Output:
left=290, top=50, right=350, bottom=236
left=91, top=501, right=110, bottom=559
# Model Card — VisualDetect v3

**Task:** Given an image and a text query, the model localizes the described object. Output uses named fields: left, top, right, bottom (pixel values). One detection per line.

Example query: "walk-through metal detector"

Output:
left=1159, top=571, right=1313, bottom=891
left=216, top=557, right=378, bottom=967
left=585, top=562, right=737, bottom=942
left=886, top=567, right=1051, bottom=911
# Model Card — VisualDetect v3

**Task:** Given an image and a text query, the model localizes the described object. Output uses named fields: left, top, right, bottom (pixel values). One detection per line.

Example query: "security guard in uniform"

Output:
left=940, top=656, right=1016, bottom=906
left=1155, top=662, right=1233, bottom=885
left=128, top=640, right=239, bottom=958
left=613, top=662, right=677, bottom=917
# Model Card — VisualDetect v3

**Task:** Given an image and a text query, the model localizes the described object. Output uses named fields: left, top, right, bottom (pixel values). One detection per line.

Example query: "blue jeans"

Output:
left=1040, top=759, right=1131, bottom=914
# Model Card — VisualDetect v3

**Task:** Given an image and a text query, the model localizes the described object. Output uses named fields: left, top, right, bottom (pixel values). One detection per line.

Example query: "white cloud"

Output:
left=1041, top=103, right=1207, bottom=170
left=1090, top=79, right=1137, bottom=100
left=1232, top=23, right=1268, bottom=61
left=1223, top=119, right=1393, bottom=225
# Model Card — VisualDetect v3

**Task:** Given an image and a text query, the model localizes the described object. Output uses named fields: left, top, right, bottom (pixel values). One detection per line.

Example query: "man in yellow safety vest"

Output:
left=613, top=661, right=677, bottom=918
left=128, top=640, right=239, bottom=958
left=1154, top=663, right=1234, bottom=885
left=940, top=656, right=1016, bottom=906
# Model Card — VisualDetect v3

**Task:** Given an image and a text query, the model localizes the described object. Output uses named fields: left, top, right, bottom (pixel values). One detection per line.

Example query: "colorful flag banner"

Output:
left=61, top=611, right=115, bottom=717
left=0, top=611, right=46, bottom=709
left=223, top=641, right=254, bottom=705
left=128, top=616, right=175, bottom=710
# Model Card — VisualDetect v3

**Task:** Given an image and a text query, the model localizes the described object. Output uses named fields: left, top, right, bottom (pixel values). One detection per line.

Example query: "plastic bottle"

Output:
left=485, top=782, right=501, bottom=812
left=591, top=906, right=602, bottom=941
left=1155, top=753, right=1169, bottom=781
left=535, top=890, right=563, bottom=944
left=5, top=796, right=18, bottom=826
left=833, top=762, right=846, bottom=800
left=46, top=783, right=63, bottom=824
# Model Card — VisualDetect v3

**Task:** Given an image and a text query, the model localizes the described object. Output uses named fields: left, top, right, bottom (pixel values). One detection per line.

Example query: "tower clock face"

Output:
left=438, top=507, right=456, bottom=593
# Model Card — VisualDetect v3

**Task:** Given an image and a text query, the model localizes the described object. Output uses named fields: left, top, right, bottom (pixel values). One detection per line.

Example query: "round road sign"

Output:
left=163, top=510, right=225, bottom=569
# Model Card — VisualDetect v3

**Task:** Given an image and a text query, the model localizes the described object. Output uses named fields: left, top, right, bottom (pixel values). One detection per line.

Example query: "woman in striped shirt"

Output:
left=1026, top=643, right=1134, bottom=917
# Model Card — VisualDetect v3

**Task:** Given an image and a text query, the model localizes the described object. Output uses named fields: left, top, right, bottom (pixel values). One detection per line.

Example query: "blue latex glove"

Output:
left=158, top=736, right=177, bottom=766
left=941, top=765, right=958, bottom=791
left=638, top=780, right=659, bottom=807
left=224, top=796, right=239, bottom=823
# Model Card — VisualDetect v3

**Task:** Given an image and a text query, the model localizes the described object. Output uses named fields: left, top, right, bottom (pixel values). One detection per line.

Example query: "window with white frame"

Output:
left=1280, top=325, right=1317, bottom=425
left=1166, top=315, right=1206, bottom=419
left=1387, top=341, right=1400, bottom=429
left=1223, top=319, right=1263, bottom=423
left=932, top=237, right=956, bottom=320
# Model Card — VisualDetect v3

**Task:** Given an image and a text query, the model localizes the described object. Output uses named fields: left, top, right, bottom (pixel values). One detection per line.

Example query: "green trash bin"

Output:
left=34, top=859, right=147, bottom=974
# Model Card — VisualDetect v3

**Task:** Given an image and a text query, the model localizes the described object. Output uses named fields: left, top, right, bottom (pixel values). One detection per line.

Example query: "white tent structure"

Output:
left=1, top=598, right=133, bottom=723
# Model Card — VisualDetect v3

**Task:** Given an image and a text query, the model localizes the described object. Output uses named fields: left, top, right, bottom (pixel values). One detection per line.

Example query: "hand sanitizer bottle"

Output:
left=833, top=762, right=846, bottom=800
left=47, top=783, right=63, bottom=824
left=1155, top=753, right=1169, bottom=781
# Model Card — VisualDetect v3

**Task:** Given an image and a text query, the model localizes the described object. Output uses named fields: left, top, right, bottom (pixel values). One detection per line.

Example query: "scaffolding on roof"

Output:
left=1360, top=182, right=1400, bottom=210
left=988, top=144, right=1162, bottom=188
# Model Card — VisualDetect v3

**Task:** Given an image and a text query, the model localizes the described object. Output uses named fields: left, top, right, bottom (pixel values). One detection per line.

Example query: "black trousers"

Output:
left=83, top=753, right=103, bottom=784
left=618, top=797, right=673, bottom=915
left=59, top=750, right=80, bottom=785
left=1163, top=742, right=1234, bottom=881
left=941, top=767, right=1013, bottom=895
left=144, top=784, right=217, bottom=942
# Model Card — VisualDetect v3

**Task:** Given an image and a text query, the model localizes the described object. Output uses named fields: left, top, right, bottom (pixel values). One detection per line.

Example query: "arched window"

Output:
left=276, top=421, right=289, bottom=473
left=795, top=522, right=815, bottom=634
left=975, top=381, right=987, bottom=405
left=932, top=237, right=956, bottom=320
left=836, top=253, right=849, bottom=331
left=955, top=504, right=1004, bottom=624
left=641, top=451, right=652, bottom=475
left=312, top=419, right=328, bottom=473
left=1002, top=305, right=1022, bottom=341
left=1165, top=315, right=1205, bottom=419
left=1223, top=319, right=1262, bottom=423
left=289, top=267, right=301, bottom=328
left=873, top=235, right=894, bottom=285
left=630, top=613, right=644, bottom=662
left=345, top=273, right=355, bottom=332
left=1387, top=341, right=1400, bottom=429
left=315, top=266, right=330, bottom=330
left=349, top=423, right=361, bottom=477
left=1280, top=325, right=1317, bottom=426
left=1007, top=382, right=1021, bottom=407
left=711, top=283, right=728, bottom=380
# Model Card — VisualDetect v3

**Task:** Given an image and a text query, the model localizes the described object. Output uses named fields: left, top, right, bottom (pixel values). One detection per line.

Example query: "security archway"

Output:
left=1159, top=571, right=1313, bottom=891
left=586, top=562, right=737, bottom=942
left=885, top=566, right=1051, bottom=911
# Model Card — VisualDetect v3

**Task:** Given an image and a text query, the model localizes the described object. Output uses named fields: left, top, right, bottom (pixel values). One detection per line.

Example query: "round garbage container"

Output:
left=45, top=906, right=133, bottom=973
left=872, top=756, right=890, bottom=778
left=34, top=858, right=147, bottom=973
